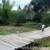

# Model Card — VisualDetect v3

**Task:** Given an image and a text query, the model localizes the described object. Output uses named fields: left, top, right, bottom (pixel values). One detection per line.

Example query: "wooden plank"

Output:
left=0, top=27, right=50, bottom=50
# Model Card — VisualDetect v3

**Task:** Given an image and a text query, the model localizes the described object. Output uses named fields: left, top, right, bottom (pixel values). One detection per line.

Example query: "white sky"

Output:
left=0, top=0, right=31, bottom=10
left=10, top=0, right=32, bottom=10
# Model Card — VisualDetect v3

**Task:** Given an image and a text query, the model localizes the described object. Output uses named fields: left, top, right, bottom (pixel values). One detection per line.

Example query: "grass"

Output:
left=34, top=36, right=50, bottom=47
left=0, top=26, right=36, bottom=32
left=23, top=22, right=41, bottom=30
left=0, top=31, right=10, bottom=35
left=0, top=26, right=37, bottom=35
left=0, top=22, right=39, bottom=35
left=0, top=22, right=40, bottom=35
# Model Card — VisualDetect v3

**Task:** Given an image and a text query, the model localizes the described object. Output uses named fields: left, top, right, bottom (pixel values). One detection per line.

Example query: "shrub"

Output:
left=16, top=12, right=26, bottom=26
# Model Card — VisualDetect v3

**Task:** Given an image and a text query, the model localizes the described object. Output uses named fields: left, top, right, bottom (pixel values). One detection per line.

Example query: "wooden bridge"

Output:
left=0, top=27, right=50, bottom=50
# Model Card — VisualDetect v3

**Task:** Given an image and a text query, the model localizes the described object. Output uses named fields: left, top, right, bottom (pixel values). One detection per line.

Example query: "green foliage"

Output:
left=29, top=0, right=49, bottom=26
left=8, top=11, right=17, bottom=25
left=16, top=11, right=26, bottom=26
left=41, top=11, right=50, bottom=27
left=0, top=0, right=12, bottom=25
left=32, top=13, right=42, bottom=23
left=0, top=32, right=9, bottom=35
left=43, top=16, right=50, bottom=27
left=23, top=22, right=41, bottom=30
left=34, top=37, right=50, bottom=47
left=0, top=0, right=49, bottom=27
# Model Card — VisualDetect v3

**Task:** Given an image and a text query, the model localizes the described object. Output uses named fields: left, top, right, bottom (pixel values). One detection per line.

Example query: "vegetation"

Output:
left=0, top=0, right=50, bottom=26
left=0, top=25, right=37, bottom=35
left=0, top=0, right=50, bottom=49
left=0, top=0, right=12, bottom=25
left=34, top=36, right=50, bottom=47
left=0, top=32, right=10, bottom=35
left=0, top=0, right=50, bottom=34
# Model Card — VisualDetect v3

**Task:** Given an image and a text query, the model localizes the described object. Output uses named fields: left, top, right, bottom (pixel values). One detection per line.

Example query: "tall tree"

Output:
left=1, top=0, right=13, bottom=25
left=30, top=0, right=48, bottom=12
left=29, top=0, right=48, bottom=23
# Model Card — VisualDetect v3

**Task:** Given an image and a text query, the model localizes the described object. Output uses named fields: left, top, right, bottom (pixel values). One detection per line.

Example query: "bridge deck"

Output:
left=0, top=27, right=50, bottom=50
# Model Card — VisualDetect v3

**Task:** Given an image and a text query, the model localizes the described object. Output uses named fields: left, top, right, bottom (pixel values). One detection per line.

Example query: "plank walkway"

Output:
left=0, top=27, right=50, bottom=50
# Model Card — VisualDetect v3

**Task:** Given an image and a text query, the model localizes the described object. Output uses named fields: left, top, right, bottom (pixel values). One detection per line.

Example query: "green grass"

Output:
left=0, top=32, right=10, bottom=35
left=0, top=22, right=39, bottom=35
left=0, top=26, right=36, bottom=32
left=23, top=22, right=41, bottom=30
left=34, top=36, right=50, bottom=47
left=0, top=26, right=37, bottom=35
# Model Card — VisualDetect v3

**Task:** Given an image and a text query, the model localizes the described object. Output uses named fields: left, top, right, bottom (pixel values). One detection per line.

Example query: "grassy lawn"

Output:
left=23, top=22, right=41, bottom=31
left=34, top=36, right=50, bottom=47
left=0, top=32, right=10, bottom=35
left=0, top=26, right=37, bottom=35
left=0, top=22, right=39, bottom=35
left=0, top=26, right=36, bottom=33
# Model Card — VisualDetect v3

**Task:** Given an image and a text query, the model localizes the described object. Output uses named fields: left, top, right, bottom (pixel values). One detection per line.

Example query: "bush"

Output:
left=23, top=22, right=41, bottom=30
left=16, top=12, right=26, bottom=26
left=32, top=13, right=42, bottom=23
left=42, top=14, right=50, bottom=27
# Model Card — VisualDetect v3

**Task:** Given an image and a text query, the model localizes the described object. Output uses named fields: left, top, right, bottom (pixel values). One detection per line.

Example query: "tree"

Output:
left=0, top=0, right=13, bottom=25
left=29, top=0, right=48, bottom=23
left=32, top=13, right=42, bottom=23
left=48, top=0, right=50, bottom=8
left=8, top=11, right=17, bottom=25
left=16, top=11, right=26, bottom=26
left=30, top=0, right=47, bottom=12
left=18, top=5, right=21, bottom=10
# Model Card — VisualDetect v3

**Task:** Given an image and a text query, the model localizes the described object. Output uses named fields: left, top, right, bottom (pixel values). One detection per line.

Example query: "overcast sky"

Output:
left=0, top=0, right=31, bottom=10
left=10, top=0, right=32, bottom=10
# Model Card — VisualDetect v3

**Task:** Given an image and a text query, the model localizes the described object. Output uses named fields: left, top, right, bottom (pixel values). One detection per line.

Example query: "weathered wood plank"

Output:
left=0, top=27, right=50, bottom=50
